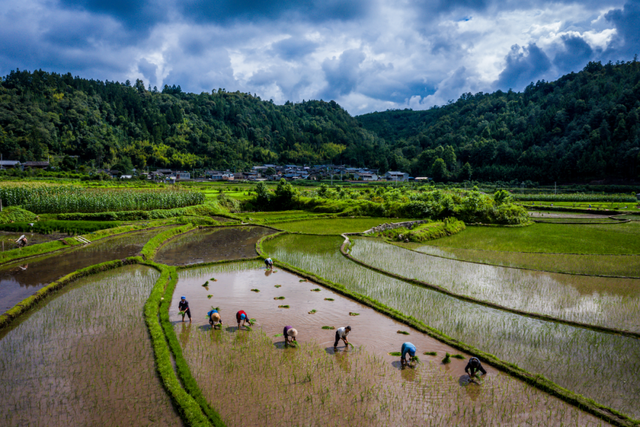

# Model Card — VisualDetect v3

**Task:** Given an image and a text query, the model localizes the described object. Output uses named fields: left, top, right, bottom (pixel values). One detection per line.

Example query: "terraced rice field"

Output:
left=0, top=265, right=180, bottom=426
left=172, top=262, right=605, bottom=426
left=263, top=233, right=640, bottom=419
left=350, top=237, right=640, bottom=331
left=412, top=244, right=640, bottom=277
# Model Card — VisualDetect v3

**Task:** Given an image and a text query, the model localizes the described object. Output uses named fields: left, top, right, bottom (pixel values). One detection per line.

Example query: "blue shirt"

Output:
left=207, top=309, right=218, bottom=317
left=401, top=342, right=416, bottom=359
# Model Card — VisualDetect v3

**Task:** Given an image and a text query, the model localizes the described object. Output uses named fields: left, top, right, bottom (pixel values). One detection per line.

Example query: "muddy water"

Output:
left=0, top=231, right=67, bottom=249
left=0, top=228, right=165, bottom=313
left=156, top=226, right=275, bottom=266
left=174, top=263, right=475, bottom=370
left=172, top=263, right=606, bottom=426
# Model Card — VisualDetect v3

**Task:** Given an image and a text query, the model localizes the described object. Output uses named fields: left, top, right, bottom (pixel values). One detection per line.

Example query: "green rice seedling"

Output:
left=299, top=279, right=307, bottom=282
left=179, top=310, right=186, bottom=319
left=249, top=318, right=257, bottom=323
left=388, top=352, right=402, bottom=356
left=210, top=278, right=217, bottom=281
left=349, top=312, right=360, bottom=316
left=278, top=305, right=290, bottom=309
left=424, top=351, right=437, bottom=356
left=322, top=326, right=335, bottom=330
left=251, top=289, right=260, bottom=292
left=324, top=298, right=334, bottom=301
left=274, top=334, right=284, bottom=337
left=207, top=295, right=213, bottom=299
left=410, top=356, right=420, bottom=363
left=442, top=353, right=451, bottom=364
left=397, top=330, right=410, bottom=335
left=275, top=285, right=282, bottom=288
left=202, top=281, right=209, bottom=287
left=308, top=309, right=317, bottom=314
left=310, top=288, right=321, bottom=292
left=274, top=296, right=285, bottom=300
left=0, top=266, right=181, bottom=425
left=350, top=237, right=640, bottom=332
left=451, top=354, right=465, bottom=359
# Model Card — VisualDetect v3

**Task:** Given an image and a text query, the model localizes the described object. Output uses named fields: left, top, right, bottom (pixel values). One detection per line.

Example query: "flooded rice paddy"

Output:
left=263, top=234, right=640, bottom=418
left=0, top=265, right=181, bottom=426
left=0, top=228, right=167, bottom=313
left=155, top=226, right=274, bottom=266
left=414, top=244, right=640, bottom=277
left=172, top=261, right=606, bottom=426
left=351, top=238, right=640, bottom=331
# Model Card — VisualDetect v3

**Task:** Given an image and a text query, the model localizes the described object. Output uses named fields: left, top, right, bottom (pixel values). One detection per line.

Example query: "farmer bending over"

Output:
left=465, top=357, right=486, bottom=378
left=333, top=326, right=351, bottom=350
left=236, top=310, right=252, bottom=329
left=283, top=325, right=298, bottom=346
left=265, top=257, right=274, bottom=269
left=16, top=235, right=27, bottom=248
left=208, top=309, right=223, bottom=328
left=400, top=342, right=417, bottom=366
left=178, top=296, right=191, bottom=322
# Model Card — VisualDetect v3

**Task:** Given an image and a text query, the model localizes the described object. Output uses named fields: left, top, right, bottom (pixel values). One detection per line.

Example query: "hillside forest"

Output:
left=1, top=60, right=639, bottom=183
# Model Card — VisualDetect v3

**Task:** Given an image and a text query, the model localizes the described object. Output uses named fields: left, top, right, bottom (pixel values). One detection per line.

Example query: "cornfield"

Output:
left=0, top=184, right=204, bottom=213
left=513, top=193, right=637, bottom=202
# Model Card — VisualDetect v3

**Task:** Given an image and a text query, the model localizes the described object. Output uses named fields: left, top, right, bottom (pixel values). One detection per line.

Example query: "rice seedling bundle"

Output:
left=324, top=298, right=334, bottom=301
left=451, top=354, right=465, bottom=360
left=251, top=289, right=260, bottom=292
left=278, top=305, right=290, bottom=309
left=349, top=312, right=360, bottom=316
left=207, top=295, right=213, bottom=299
left=0, top=184, right=204, bottom=214
left=388, top=352, right=402, bottom=356
left=310, top=288, right=321, bottom=292
left=274, top=296, right=285, bottom=300
left=264, top=233, right=640, bottom=418
left=308, top=309, right=317, bottom=314
left=274, top=285, right=281, bottom=288
left=322, top=326, right=335, bottom=330
left=442, top=353, right=451, bottom=364
left=424, top=351, right=437, bottom=356
left=397, top=330, right=410, bottom=335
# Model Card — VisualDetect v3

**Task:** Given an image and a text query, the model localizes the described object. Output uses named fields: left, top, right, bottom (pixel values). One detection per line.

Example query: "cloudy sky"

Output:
left=1, top=0, right=639, bottom=115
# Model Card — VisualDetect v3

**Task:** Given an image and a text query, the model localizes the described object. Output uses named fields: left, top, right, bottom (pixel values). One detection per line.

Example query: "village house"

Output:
left=384, top=171, right=410, bottom=182
left=354, top=172, right=378, bottom=181
left=0, top=160, right=21, bottom=169
left=23, top=161, right=50, bottom=169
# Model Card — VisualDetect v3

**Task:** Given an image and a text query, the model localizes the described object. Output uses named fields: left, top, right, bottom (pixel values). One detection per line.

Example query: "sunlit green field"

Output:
left=421, top=222, right=640, bottom=254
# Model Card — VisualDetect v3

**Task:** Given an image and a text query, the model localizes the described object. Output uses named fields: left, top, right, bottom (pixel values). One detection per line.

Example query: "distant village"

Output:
left=0, top=160, right=427, bottom=183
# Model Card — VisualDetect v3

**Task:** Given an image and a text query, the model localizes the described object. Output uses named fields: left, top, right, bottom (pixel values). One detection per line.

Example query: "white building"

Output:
left=384, top=171, right=409, bottom=182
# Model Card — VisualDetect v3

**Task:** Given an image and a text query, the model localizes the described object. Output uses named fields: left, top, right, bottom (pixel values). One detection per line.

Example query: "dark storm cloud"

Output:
left=57, top=0, right=167, bottom=33
left=604, top=0, right=640, bottom=58
left=177, top=0, right=371, bottom=25
left=553, top=35, right=596, bottom=73
left=495, top=43, right=552, bottom=90
left=270, top=37, right=319, bottom=60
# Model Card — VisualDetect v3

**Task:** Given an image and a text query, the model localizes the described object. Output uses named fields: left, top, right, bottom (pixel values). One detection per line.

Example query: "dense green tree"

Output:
left=431, top=158, right=448, bottom=181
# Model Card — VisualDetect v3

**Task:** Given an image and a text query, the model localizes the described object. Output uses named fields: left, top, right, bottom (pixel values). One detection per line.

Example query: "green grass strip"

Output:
left=341, top=235, right=640, bottom=339
left=0, top=257, right=140, bottom=331
left=141, top=224, right=196, bottom=261
left=141, top=261, right=216, bottom=427
left=152, top=262, right=225, bottom=426
left=256, top=232, right=638, bottom=427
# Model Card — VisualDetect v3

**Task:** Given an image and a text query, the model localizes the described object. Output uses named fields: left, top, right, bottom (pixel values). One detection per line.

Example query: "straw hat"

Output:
left=211, top=313, right=220, bottom=322
left=288, top=328, right=298, bottom=337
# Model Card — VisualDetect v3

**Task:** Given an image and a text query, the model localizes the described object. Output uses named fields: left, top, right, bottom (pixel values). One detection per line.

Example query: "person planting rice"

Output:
left=283, top=325, right=298, bottom=346
left=208, top=308, right=223, bottom=328
left=333, top=326, right=351, bottom=350
left=465, top=357, right=486, bottom=378
left=265, top=257, right=274, bottom=269
left=400, top=342, right=417, bottom=366
left=15, top=235, right=27, bottom=247
left=178, top=296, right=191, bottom=323
left=236, top=310, right=253, bottom=329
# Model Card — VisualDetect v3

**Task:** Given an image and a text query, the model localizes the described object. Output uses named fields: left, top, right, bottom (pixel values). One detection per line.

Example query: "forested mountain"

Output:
left=358, top=60, right=640, bottom=183
left=0, top=70, right=384, bottom=171
left=1, top=60, right=640, bottom=183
